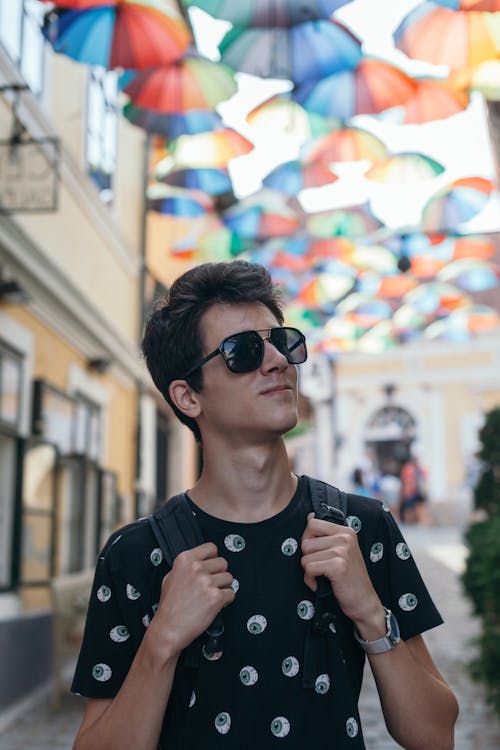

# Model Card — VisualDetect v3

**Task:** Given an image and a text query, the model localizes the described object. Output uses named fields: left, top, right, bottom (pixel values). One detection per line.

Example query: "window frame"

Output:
left=85, top=66, right=119, bottom=204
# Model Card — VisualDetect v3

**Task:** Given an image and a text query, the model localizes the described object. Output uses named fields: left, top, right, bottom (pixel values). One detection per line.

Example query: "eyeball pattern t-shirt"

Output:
left=71, top=476, right=443, bottom=749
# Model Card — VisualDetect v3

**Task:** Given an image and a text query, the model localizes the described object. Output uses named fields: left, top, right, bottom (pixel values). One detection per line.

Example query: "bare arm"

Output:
left=73, top=542, right=235, bottom=750
left=301, top=516, right=458, bottom=750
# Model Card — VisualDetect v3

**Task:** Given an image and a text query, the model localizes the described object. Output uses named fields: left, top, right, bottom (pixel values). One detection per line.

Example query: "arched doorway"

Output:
left=364, top=405, right=417, bottom=475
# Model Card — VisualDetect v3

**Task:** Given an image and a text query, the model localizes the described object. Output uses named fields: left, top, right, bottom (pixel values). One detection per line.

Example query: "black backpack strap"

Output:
left=148, top=494, right=224, bottom=663
left=303, top=477, right=349, bottom=690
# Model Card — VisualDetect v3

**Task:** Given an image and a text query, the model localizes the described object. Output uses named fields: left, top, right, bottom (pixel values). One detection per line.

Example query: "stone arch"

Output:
left=364, top=405, right=417, bottom=475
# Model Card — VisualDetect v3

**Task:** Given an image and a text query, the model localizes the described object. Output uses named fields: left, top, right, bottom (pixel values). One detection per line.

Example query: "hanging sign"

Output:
left=0, top=136, right=60, bottom=212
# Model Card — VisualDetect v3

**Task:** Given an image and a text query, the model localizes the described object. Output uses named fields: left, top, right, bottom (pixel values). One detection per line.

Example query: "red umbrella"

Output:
left=40, top=0, right=114, bottom=6
left=301, top=126, right=388, bottom=164
left=401, top=78, right=470, bottom=124
left=433, top=0, right=500, bottom=10
left=123, top=58, right=237, bottom=113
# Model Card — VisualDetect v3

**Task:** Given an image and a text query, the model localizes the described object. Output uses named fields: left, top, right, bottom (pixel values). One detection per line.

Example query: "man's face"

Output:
left=194, top=302, right=299, bottom=444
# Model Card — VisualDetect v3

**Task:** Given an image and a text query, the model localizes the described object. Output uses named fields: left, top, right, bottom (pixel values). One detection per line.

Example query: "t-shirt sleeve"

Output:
left=71, top=536, right=138, bottom=699
left=365, top=507, right=444, bottom=641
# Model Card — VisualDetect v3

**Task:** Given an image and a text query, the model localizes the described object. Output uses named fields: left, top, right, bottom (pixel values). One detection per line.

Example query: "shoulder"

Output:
left=99, top=516, right=160, bottom=575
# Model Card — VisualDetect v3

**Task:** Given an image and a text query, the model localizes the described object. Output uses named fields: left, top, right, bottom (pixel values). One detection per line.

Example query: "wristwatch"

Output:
left=354, top=607, right=401, bottom=654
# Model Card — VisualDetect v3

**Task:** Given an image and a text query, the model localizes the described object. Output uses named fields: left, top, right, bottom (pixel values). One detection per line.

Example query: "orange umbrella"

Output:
left=401, top=78, right=470, bottom=124
left=377, top=275, right=419, bottom=298
left=169, top=128, right=254, bottom=168
left=433, top=1, right=500, bottom=10
left=394, top=5, right=500, bottom=73
left=365, top=152, right=445, bottom=183
left=301, top=126, right=388, bottom=164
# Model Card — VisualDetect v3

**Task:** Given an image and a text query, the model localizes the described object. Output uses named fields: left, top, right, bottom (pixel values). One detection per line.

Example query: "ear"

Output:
left=169, top=379, right=202, bottom=420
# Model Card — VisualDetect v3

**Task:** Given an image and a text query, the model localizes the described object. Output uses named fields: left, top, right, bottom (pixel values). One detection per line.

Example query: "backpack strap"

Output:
left=148, top=494, right=224, bottom=663
left=303, top=477, right=348, bottom=690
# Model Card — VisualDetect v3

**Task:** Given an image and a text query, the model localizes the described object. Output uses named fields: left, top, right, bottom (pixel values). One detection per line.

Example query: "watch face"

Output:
left=389, top=611, right=401, bottom=642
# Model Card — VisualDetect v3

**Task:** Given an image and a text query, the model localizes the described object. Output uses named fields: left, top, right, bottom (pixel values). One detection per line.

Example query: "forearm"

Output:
left=73, top=634, right=180, bottom=750
left=367, top=639, right=458, bottom=750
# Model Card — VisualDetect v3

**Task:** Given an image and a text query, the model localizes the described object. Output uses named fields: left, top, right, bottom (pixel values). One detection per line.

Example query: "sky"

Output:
left=190, top=0, right=500, bottom=232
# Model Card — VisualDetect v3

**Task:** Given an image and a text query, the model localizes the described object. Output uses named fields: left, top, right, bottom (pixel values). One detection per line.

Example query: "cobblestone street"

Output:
left=1, top=524, right=500, bottom=749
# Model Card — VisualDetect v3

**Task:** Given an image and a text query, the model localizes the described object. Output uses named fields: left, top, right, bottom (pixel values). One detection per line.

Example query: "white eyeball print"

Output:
left=315, top=674, right=331, bottom=694
left=97, top=585, right=111, bottom=603
left=399, top=593, right=418, bottom=611
left=347, top=516, right=362, bottom=533
left=297, top=600, right=315, bottom=620
left=150, top=548, right=163, bottom=566
left=224, top=534, right=246, bottom=552
left=126, top=584, right=141, bottom=600
left=230, top=578, right=239, bottom=594
left=239, top=666, right=258, bottom=686
left=271, top=716, right=290, bottom=738
left=370, top=542, right=384, bottom=563
left=346, top=717, right=359, bottom=738
left=202, top=645, right=223, bottom=661
left=282, top=656, right=299, bottom=677
left=92, top=663, right=112, bottom=682
left=396, top=542, right=411, bottom=560
left=281, top=537, right=298, bottom=556
left=215, top=712, right=231, bottom=734
left=110, top=625, right=129, bottom=643
left=247, top=614, right=267, bottom=634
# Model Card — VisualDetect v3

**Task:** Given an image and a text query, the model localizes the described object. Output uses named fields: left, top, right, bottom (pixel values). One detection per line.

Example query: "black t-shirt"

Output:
left=72, top=476, right=443, bottom=748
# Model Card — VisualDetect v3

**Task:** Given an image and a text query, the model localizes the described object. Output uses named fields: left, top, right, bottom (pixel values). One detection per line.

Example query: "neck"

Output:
left=189, top=437, right=297, bottom=523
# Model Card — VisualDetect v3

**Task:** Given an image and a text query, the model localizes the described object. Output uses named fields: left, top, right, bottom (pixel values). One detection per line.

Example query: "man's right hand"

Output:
left=147, top=542, right=235, bottom=659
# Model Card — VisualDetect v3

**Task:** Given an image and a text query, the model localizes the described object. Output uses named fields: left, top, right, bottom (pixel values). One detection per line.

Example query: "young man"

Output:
left=72, top=261, right=458, bottom=750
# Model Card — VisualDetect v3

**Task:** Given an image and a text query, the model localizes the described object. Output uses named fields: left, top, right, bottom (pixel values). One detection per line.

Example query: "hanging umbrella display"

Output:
left=437, top=259, right=500, bottom=291
left=306, top=236, right=356, bottom=263
left=294, top=59, right=418, bottom=120
left=156, top=167, right=233, bottom=195
left=364, top=152, right=445, bottom=183
left=375, top=274, right=419, bottom=298
left=219, top=20, right=362, bottom=84
left=285, top=304, right=326, bottom=333
left=347, top=245, right=398, bottom=274
left=306, top=204, right=383, bottom=239
left=42, top=2, right=191, bottom=70
left=123, top=105, right=223, bottom=138
left=182, top=0, right=353, bottom=26
left=247, top=240, right=312, bottom=273
left=451, top=235, right=497, bottom=260
left=432, top=0, right=500, bottom=9
left=246, top=95, right=338, bottom=142
left=301, top=126, right=388, bottom=165
left=400, top=78, right=470, bottom=124
left=168, top=128, right=254, bottom=168
left=147, top=184, right=213, bottom=217
left=336, top=294, right=393, bottom=327
left=422, top=176, right=495, bottom=232
left=320, top=317, right=365, bottom=352
left=263, top=160, right=338, bottom=195
left=424, top=304, right=500, bottom=341
left=357, top=321, right=396, bottom=354
left=394, top=4, right=500, bottom=73
left=298, top=270, right=356, bottom=308
left=471, top=60, right=500, bottom=100
left=223, top=190, right=301, bottom=240
left=122, top=58, right=237, bottom=113
left=404, top=281, right=470, bottom=315
left=40, top=0, right=116, bottom=7
left=383, top=232, right=446, bottom=256
left=392, top=304, right=428, bottom=339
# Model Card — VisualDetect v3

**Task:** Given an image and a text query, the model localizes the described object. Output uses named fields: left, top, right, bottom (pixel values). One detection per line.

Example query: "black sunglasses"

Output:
left=184, top=327, right=307, bottom=377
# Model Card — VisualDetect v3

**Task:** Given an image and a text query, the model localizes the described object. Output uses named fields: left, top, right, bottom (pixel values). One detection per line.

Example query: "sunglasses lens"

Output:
left=271, top=328, right=307, bottom=364
left=222, top=331, right=263, bottom=373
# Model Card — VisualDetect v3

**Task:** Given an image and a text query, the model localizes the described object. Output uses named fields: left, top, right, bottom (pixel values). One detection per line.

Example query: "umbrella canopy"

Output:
left=294, top=59, right=418, bottom=120
left=302, top=126, right=388, bottom=164
left=424, top=304, right=500, bottom=342
left=42, top=2, right=191, bottom=70
left=404, top=281, right=470, bottom=315
left=306, top=204, right=383, bottom=239
left=156, top=167, right=233, bottom=195
left=223, top=190, right=301, bottom=240
left=40, top=0, right=116, bottom=7
left=219, top=20, right=362, bottom=84
left=471, top=60, right=500, bottom=100
left=400, top=78, right=470, bottom=124
left=122, top=105, right=223, bottom=138
left=298, top=271, right=356, bottom=308
left=246, top=95, right=338, bottom=142
left=263, top=160, right=338, bottom=195
left=336, top=294, right=393, bottom=327
left=147, top=185, right=213, bottom=217
left=364, top=152, right=445, bottom=183
left=172, top=226, right=253, bottom=259
left=437, top=259, right=500, bottom=291
left=122, top=58, right=236, bottom=113
left=394, top=4, right=500, bottom=73
left=432, top=0, right=500, bottom=11
left=168, top=128, right=254, bottom=168
left=182, top=0, right=353, bottom=26
left=422, top=176, right=495, bottom=232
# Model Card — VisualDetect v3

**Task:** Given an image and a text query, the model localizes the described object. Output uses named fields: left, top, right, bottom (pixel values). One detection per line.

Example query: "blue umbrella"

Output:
left=156, top=168, right=233, bottom=195
left=123, top=104, right=223, bottom=138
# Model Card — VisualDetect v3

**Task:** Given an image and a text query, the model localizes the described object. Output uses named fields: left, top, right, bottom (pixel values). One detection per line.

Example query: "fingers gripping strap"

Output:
left=149, top=494, right=203, bottom=568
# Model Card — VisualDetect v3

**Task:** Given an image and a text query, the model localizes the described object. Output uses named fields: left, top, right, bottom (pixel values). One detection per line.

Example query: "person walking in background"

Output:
left=351, top=467, right=371, bottom=497
left=400, top=455, right=430, bottom=525
left=71, top=261, right=457, bottom=750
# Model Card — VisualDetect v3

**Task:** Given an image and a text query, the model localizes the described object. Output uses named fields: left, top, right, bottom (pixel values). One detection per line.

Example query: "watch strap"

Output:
left=353, top=607, right=400, bottom=655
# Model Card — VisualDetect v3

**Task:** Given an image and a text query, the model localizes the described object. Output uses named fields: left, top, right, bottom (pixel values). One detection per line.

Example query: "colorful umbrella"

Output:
left=422, top=177, right=495, bottom=232
left=122, top=105, right=223, bottom=138
left=424, top=304, right=500, bottom=341
left=357, top=321, right=396, bottom=354
left=172, top=226, right=253, bottom=260
left=375, top=274, right=419, bottom=298
left=122, top=58, right=236, bottom=113
left=285, top=304, right=326, bottom=333
left=168, top=128, right=254, bottom=168
left=364, top=152, right=445, bottom=183
left=471, top=60, right=500, bottom=100
left=42, top=2, right=191, bottom=70
left=301, top=126, right=388, bottom=165
left=429, top=1, right=500, bottom=13
left=306, top=204, right=383, bottom=239
left=219, top=20, right=362, bottom=84
left=298, top=271, right=356, bottom=308
left=394, top=4, right=500, bottom=73
left=336, top=294, right=393, bottom=327
left=156, top=167, right=233, bottom=195
left=404, top=281, right=470, bottom=315
left=347, top=245, right=398, bottom=274
left=400, top=78, right=470, bottom=124
left=182, top=0, right=353, bottom=26
left=147, top=189, right=213, bottom=217
left=246, top=95, right=338, bottom=142
left=437, top=259, right=500, bottom=291
left=383, top=232, right=446, bottom=256
left=262, top=160, right=338, bottom=195
left=223, top=190, right=301, bottom=240
left=392, top=304, right=428, bottom=338
left=294, top=59, right=418, bottom=120
left=40, top=0, right=116, bottom=7
left=306, top=236, right=356, bottom=263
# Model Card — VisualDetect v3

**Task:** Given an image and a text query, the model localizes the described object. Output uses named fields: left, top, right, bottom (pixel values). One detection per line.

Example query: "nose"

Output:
left=260, top=336, right=288, bottom=373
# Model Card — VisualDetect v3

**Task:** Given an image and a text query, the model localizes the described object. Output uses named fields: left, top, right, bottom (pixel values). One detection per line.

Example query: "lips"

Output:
left=260, top=385, right=293, bottom=396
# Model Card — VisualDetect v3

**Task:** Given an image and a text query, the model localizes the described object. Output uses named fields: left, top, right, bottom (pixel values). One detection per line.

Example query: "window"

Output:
left=86, top=67, right=118, bottom=204
left=0, top=0, right=45, bottom=95
left=0, top=435, right=19, bottom=590
left=32, top=380, right=78, bottom=454
left=74, top=393, right=102, bottom=462
left=0, top=343, right=23, bottom=431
